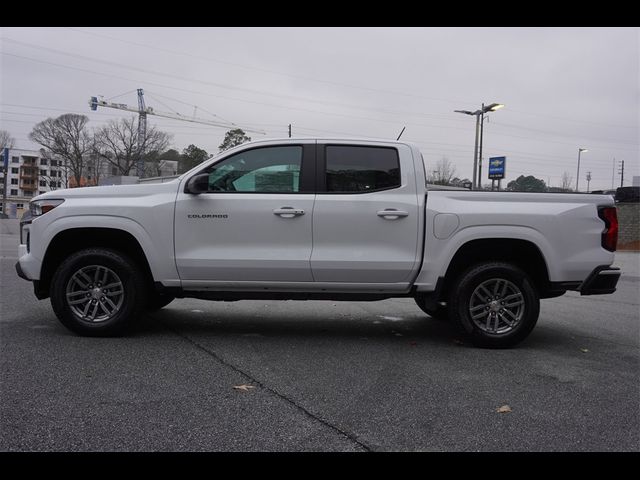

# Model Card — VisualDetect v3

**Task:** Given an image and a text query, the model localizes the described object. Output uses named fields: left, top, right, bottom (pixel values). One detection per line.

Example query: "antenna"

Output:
left=396, top=126, right=406, bottom=140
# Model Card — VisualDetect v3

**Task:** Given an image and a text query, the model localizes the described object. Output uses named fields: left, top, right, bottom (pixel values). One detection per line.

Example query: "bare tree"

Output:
left=561, top=171, right=574, bottom=192
left=29, top=114, right=93, bottom=188
left=427, top=157, right=457, bottom=185
left=38, top=148, right=67, bottom=190
left=0, top=130, right=15, bottom=151
left=93, top=117, right=171, bottom=177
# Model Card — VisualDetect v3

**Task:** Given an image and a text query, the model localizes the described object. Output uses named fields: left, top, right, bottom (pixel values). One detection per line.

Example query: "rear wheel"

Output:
left=50, top=248, right=148, bottom=337
left=447, top=262, right=539, bottom=348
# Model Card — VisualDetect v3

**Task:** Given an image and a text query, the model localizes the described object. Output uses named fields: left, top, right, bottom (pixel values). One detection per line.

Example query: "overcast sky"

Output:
left=1, top=27, right=638, bottom=190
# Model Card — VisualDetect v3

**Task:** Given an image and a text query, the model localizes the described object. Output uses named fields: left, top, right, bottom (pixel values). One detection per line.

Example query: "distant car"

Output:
left=0, top=212, right=8, bottom=219
left=591, top=189, right=616, bottom=196
left=615, top=186, right=640, bottom=203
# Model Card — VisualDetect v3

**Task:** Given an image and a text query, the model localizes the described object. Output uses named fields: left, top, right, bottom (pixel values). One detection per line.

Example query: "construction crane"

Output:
left=89, top=89, right=265, bottom=177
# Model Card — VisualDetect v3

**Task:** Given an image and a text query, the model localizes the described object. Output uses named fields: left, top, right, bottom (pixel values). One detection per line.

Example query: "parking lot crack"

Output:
left=161, top=322, right=372, bottom=452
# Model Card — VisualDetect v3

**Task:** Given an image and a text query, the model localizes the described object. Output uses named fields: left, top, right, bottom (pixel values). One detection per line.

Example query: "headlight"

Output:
left=30, top=199, right=65, bottom=217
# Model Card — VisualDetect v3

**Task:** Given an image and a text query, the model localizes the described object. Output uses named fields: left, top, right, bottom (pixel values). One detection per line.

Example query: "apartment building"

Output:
left=1, top=148, right=180, bottom=218
left=1, top=148, right=64, bottom=219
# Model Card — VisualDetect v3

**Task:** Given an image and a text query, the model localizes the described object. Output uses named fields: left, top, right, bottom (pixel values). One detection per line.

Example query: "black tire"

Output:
left=447, top=262, right=540, bottom=348
left=147, top=292, right=175, bottom=312
left=414, top=294, right=449, bottom=321
left=50, top=248, right=148, bottom=337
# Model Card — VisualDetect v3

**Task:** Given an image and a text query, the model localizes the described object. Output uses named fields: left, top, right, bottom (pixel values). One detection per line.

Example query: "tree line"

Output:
left=6, top=119, right=576, bottom=194
left=426, top=156, right=575, bottom=192
left=2, top=114, right=252, bottom=189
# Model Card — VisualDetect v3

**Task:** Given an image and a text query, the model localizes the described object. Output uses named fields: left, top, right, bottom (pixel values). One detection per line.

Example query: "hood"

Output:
left=32, top=178, right=181, bottom=202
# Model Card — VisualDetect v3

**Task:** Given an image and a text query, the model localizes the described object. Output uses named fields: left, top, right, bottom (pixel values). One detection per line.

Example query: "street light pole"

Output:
left=576, top=148, right=588, bottom=192
left=478, top=104, right=485, bottom=190
left=455, top=103, right=504, bottom=191
left=472, top=114, right=480, bottom=189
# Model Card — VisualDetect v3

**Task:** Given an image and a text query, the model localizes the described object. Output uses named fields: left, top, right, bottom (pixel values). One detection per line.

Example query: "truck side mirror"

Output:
left=185, top=173, right=210, bottom=194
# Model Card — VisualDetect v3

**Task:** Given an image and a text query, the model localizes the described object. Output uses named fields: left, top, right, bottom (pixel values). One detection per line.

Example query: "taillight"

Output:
left=598, top=206, right=618, bottom=252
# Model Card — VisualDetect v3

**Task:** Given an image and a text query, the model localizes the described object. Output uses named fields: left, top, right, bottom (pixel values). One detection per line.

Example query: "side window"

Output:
left=206, top=146, right=302, bottom=193
left=325, top=145, right=400, bottom=193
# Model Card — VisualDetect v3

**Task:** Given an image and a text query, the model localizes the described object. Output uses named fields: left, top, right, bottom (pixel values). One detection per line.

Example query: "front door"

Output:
left=310, top=143, right=420, bottom=284
left=174, top=142, right=316, bottom=284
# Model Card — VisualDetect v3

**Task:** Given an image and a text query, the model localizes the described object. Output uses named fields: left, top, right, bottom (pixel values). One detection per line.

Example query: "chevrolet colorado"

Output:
left=16, top=139, right=621, bottom=347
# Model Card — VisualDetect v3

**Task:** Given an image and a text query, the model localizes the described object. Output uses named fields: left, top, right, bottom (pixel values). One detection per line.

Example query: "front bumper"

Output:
left=580, top=265, right=621, bottom=295
left=15, top=260, right=29, bottom=281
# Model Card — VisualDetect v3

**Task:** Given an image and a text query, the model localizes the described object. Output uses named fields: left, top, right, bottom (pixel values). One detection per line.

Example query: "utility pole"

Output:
left=611, top=157, right=615, bottom=189
left=619, top=160, right=625, bottom=187
left=576, top=148, right=588, bottom=192
left=136, top=88, right=147, bottom=178
left=288, top=124, right=292, bottom=138
left=586, top=171, right=592, bottom=193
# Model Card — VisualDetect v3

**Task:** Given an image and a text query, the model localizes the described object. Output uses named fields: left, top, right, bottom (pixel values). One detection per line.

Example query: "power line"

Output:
left=62, top=27, right=637, bottom=132
left=63, top=27, right=477, bottom=108
left=490, top=120, right=638, bottom=147
left=5, top=49, right=638, bottom=152
left=505, top=108, right=636, bottom=130
left=1, top=37, right=472, bottom=125
left=144, top=90, right=238, bottom=126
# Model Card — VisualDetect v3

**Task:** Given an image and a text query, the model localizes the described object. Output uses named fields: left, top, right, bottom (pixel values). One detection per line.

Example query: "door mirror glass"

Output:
left=185, top=173, right=210, bottom=194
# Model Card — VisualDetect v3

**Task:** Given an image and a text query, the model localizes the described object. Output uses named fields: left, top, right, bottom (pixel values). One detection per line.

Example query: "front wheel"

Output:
left=448, top=262, right=540, bottom=348
left=50, top=248, right=148, bottom=337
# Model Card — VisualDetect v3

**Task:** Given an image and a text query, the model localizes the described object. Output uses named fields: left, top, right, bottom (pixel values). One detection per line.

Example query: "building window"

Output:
left=11, top=178, right=18, bottom=185
left=39, top=191, right=45, bottom=195
left=57, top=181, right=61, bottom=188
left=11, top=156, right=19, bottom=163
left=16, top=203, right=24, bottom=208
left=23, top=191, right=33, bottom=197
left=40, top=158, right=48, bottom=165
left=10, top=189, right=18, bottom=196
left=50, top=160, right=58, bottom=166
left=11, top=168, right=19, bottom=174
left=39, top=180, right=47, bottom=186
left=112, top=167, right=118, bottom=176
left=40, top=169, right=48, bottom=176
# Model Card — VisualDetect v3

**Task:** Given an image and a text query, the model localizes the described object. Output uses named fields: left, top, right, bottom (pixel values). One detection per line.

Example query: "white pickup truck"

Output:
left=16, top=138, right=621, bottom=347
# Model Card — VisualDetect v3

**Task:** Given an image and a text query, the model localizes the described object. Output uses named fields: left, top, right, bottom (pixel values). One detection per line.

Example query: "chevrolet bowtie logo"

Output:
left=490, top=159, right=503, bottom=167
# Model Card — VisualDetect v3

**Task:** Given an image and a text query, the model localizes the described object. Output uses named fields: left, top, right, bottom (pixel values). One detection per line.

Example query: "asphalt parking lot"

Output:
left=1, top=225, right=638, bottom=451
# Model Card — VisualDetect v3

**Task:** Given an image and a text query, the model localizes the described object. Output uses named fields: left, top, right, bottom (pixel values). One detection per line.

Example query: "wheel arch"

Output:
left=38, top=227, right=155, bottom=299
left=439, top=238, right=552, bottom=302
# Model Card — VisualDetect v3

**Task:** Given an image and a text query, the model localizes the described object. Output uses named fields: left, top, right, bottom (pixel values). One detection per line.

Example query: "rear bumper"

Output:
left=580, top=265, right=621, bottom=295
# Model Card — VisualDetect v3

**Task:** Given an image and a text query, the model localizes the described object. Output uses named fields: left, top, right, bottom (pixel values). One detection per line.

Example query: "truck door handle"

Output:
left=273, top=207, right=305, bottom=218
left=377, top=209, right=409, bottom=219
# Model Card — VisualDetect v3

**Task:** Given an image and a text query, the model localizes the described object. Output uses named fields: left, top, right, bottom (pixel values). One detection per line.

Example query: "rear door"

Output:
left=310, top=143, right=420, bottom=284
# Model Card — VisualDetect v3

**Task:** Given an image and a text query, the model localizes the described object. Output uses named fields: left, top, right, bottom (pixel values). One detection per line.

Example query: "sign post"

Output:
left=488, top=156, right=506, bottom=191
